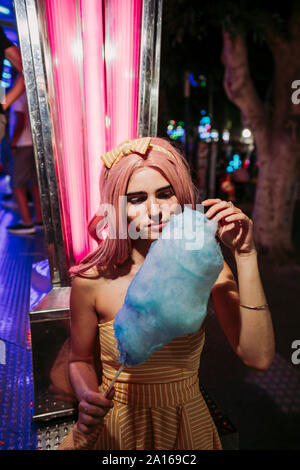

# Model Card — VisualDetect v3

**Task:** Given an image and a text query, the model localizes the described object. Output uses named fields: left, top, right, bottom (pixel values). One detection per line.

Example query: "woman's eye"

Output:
left=129, top=196, right=146, bottom=205
left=129, top=190, right=174, bottom=204
left=158, top=191, right=174, bottom=199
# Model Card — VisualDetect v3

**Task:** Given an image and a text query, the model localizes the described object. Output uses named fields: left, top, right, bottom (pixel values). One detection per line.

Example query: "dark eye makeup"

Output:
left=127, top=186, right=174, bottom=205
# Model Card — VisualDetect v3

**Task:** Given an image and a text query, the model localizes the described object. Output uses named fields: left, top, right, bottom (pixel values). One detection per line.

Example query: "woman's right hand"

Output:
left=77, top=387, right=115, bottom=434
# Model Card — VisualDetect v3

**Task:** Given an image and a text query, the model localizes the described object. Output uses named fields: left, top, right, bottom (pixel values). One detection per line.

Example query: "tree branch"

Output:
left=221, top=28, right=267, bottom=136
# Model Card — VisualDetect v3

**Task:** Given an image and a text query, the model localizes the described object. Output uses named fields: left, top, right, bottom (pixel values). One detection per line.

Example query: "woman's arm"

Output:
left=211, top=257, right=275, bottom=370
left=203, top=198, right=275, bottom=370
left=69, top=275, right=115, bottom=434
left=10, top=111, right=25, bottom=147
left=2, top=46, right=25, bottom=111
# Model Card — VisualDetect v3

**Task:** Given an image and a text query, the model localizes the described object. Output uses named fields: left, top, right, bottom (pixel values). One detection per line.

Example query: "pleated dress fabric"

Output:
left=58, top=319, right=222, bottom=450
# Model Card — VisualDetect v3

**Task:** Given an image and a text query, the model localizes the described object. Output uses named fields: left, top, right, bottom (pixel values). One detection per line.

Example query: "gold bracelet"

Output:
left=240, top=303, right=269, bottom=310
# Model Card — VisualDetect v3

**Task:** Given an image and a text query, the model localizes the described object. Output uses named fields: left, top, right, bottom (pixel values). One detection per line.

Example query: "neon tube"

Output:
left=79, top=0, right=107, bottom=247
left=45, top=0, right=88, bottom=263
left=105, top=0, right=141, bottom=149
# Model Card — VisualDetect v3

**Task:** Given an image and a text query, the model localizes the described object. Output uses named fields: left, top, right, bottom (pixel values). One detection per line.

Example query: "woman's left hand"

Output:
left=202, top=199, right=256, bottom=257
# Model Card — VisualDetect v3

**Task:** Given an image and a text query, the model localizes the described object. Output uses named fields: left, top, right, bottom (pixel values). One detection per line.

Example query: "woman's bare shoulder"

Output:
left=73, top=265, right=105, bottom=280
left=70, top=268, right=106, bottom=318
left=71, top=266, right=106, bottom=295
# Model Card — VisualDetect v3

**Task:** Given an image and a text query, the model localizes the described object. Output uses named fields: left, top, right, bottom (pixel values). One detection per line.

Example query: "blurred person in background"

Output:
left=6, top=90, right=42, bottom=234
left=0, top=25, right=25, bottom=141
left=0, top=24, right=26, bottom=205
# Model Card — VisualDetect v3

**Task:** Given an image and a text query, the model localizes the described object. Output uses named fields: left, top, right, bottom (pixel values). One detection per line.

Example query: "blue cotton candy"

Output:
left=113, top=206, right=224, bottom=367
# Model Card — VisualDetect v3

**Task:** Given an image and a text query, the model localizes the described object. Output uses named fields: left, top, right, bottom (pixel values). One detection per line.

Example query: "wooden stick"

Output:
left=104, top=364, right=125, bottom=396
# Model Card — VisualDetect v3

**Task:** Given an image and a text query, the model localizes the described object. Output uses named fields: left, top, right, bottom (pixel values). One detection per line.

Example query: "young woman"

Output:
left=59, top=137, right=275, bottom=450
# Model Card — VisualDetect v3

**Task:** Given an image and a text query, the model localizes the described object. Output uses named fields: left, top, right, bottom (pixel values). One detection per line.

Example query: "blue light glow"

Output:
left=166, top=120, right=185, bottom=142
left=227, top=153, right=242, bottom=172
left=222, top=131, right=230, bottom=142
left=198, top=114, right=216, bottom=141
left=189, top=73, right=197, bottom=87
left=232, top=154, right=242, bottom=169
left=200, top=116, right=211, bottom=126
left=0, top=6, right=10, bottom=15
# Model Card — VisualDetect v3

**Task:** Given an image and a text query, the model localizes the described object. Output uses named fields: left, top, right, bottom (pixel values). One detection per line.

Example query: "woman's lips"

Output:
left=148, top=221, right=168, bottom=231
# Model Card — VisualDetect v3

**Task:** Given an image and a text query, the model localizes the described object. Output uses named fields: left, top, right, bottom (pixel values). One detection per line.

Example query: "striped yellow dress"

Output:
left=59, top=319, right=222, bottom=450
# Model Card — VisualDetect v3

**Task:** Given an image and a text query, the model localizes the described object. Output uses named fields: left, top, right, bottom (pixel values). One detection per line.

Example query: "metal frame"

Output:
left=35, top=0, right=75, bottom=274
left=36, top=0, right=89, bottom=269
left=30, top=287, right=78, bottom=421
left=13, top=0, right=69, bottom=286
left=138, top=0, right=163, bottom=137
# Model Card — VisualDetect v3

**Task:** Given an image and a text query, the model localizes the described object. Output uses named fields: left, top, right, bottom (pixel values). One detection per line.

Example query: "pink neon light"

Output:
left=45, top=0, right=88, bottom=262
left=80, top=0, right=107, bottom=240
left=105, top=0, right=141, bottom=150
left=44, top=0, right=141, bottom=265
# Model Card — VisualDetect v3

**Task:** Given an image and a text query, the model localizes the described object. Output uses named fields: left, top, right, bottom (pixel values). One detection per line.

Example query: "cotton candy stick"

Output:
left=103, top=364, right=125, bottom=396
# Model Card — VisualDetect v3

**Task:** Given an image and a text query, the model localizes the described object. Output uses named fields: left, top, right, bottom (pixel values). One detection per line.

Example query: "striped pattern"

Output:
left=59, top=320, right=222, bottom=450
left=100, top=137, right=175, bottom=169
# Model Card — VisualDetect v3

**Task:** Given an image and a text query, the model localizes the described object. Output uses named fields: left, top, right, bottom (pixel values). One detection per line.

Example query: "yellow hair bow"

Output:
left=100, top=137, right=174, bottom=169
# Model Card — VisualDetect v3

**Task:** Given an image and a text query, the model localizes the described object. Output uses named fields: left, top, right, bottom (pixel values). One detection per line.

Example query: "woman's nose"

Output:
left=147, top=198, right=161, bottom=219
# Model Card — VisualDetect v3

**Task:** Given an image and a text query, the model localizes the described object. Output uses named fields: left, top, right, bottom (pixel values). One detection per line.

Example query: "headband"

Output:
left=100, top=137, right=175, bottom=169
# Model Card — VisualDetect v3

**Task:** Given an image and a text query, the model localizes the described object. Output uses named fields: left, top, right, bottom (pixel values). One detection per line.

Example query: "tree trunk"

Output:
left=221, top=27, right=300, bottom=263
left=252, top=145, right=298, bottom=261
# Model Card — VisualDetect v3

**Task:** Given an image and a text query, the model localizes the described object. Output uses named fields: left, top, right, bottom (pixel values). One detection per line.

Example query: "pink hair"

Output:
left=70, top=137, right=199, bottom=278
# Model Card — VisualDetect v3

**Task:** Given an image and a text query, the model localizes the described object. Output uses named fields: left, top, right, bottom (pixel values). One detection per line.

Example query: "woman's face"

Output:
left=126, top=167, right=180, bottom=240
